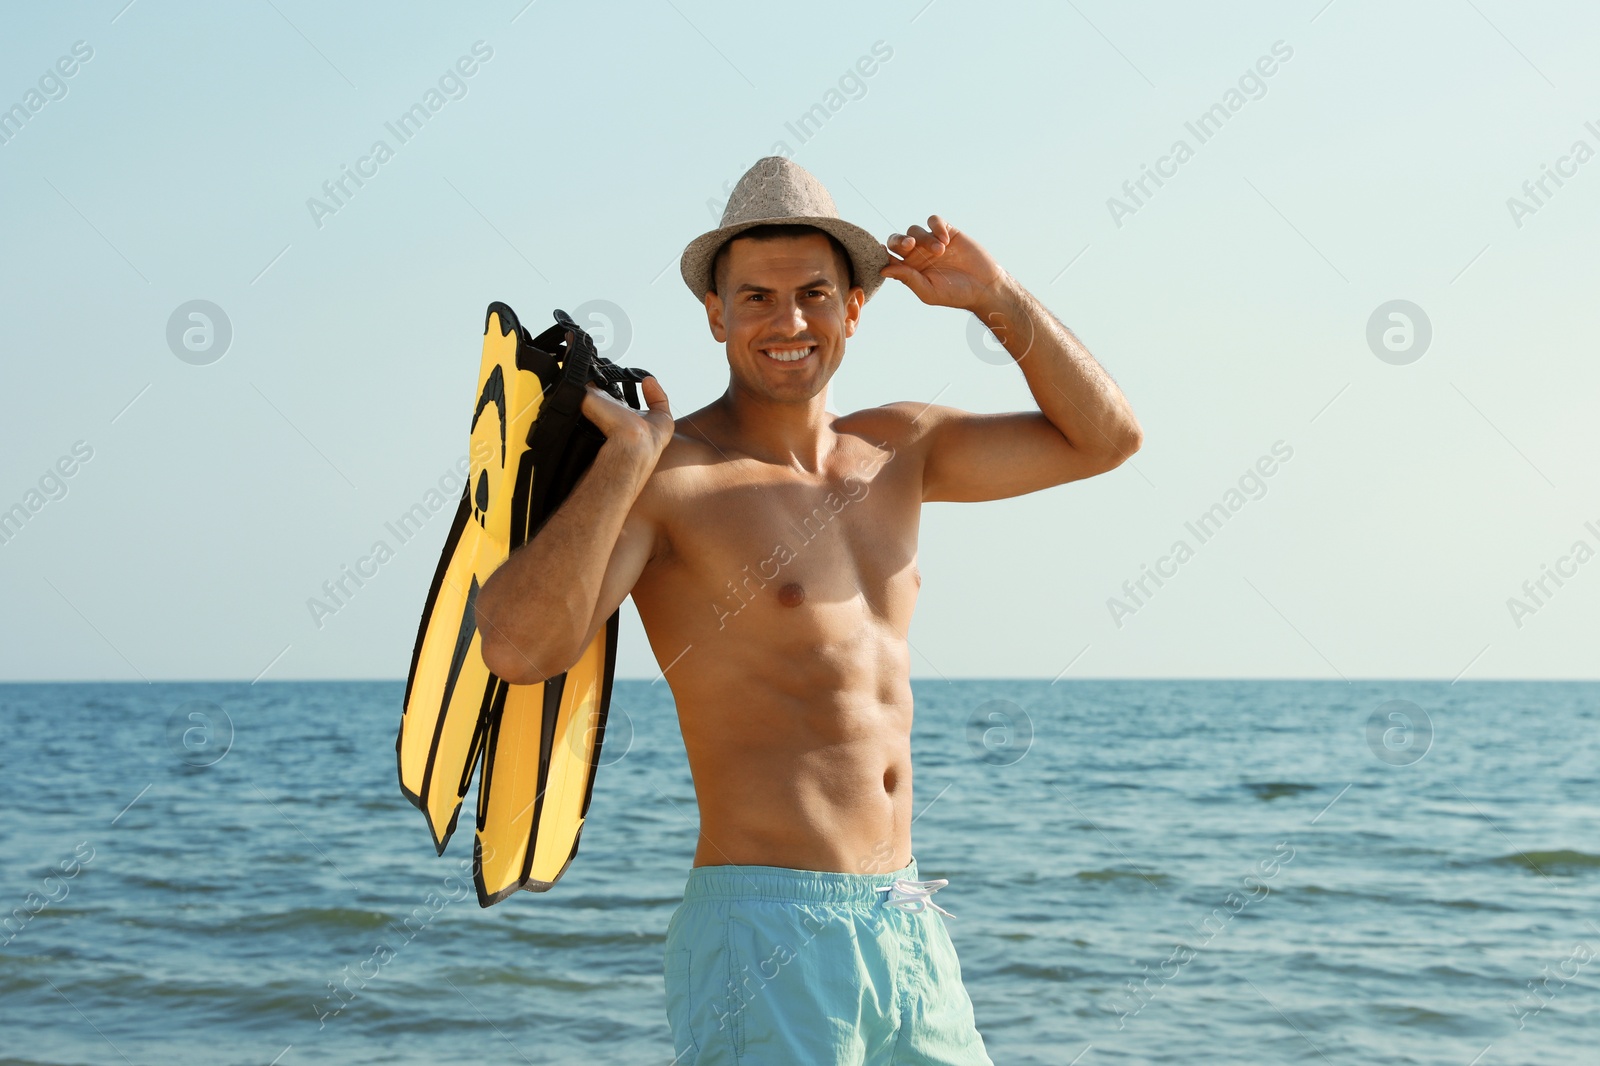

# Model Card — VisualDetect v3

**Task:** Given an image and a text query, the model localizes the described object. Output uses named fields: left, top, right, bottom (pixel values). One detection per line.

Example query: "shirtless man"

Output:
left=475, top=158, right=1141, bottom=1064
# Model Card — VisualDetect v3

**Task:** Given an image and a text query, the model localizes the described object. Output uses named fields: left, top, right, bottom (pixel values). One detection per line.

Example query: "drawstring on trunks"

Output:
left=875, top=877, right=955, bottom=919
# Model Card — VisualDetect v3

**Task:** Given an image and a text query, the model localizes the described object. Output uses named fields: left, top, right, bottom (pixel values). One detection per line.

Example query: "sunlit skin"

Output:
left=476, top=217, right=1143, bottom=873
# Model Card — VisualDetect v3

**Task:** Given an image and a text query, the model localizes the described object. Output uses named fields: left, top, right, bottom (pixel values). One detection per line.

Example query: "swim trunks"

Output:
left=663, top=856, right=993, bottom=1065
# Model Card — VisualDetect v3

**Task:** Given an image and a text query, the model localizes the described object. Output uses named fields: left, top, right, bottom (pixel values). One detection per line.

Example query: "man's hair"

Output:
left=711, top=224, right=856, bottom=297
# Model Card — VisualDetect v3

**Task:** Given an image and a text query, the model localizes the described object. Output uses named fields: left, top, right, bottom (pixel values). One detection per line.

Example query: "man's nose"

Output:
left=777, top=297, right=806, bottom=332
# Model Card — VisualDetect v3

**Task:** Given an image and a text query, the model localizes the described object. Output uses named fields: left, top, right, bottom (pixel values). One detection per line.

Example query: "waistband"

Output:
left=682, top=856, right=921, bottom=905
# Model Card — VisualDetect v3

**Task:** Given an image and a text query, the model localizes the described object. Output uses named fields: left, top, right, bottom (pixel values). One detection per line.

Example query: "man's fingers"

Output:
left=880, top=261, right=936, bottom=302
left=581, top=380, right=673, bottom=454
left=896, top=225, right=945, bottom=259
left=584, top=378, right=671, bottom=420
left=640, top=374, right=671, bottom=415
left=887, top=218, right=953, bottom=258
left=580, top=382, right=624, bottom=421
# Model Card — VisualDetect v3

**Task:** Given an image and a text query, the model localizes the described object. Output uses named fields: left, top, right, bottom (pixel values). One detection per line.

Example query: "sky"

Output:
left=1, top=0, right=1596, bottom=682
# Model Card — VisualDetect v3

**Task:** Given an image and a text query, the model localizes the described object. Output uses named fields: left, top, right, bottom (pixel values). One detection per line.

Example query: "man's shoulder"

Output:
left=644, top=433, right=720, bottom=493
left=638, top=414, right=736, bottom=507
left=834, top=401, right=946, bottom=448
left=657, top=409, right=733, bottom=470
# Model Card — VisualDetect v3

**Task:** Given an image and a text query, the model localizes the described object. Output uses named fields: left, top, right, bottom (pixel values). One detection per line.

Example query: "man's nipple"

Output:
left=777, top=582, right=805, bottom=608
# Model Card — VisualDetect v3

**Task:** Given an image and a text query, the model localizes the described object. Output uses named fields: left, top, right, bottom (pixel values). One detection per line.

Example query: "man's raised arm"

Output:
left=878, top=216, right=1143, bottom=503
left=474, top=376, right=672, bottom=684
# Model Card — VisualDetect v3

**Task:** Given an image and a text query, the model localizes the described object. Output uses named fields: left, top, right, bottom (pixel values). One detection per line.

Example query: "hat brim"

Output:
left=680, top=216, right=890, bottom=303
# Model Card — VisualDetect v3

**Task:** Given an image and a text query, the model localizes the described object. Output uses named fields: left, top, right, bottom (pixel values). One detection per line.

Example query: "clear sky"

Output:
left=2, top=0, right=1596, bottom=682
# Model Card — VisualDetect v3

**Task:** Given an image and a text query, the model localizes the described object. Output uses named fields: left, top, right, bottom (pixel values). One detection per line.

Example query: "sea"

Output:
left=1, top=679, right=1595, bottom=1065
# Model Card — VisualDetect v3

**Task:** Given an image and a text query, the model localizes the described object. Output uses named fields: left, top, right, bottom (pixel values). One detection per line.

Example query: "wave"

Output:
left=1490, top=849, right=1600, bottom=875
left=1286, top=885, right=1512, bottom=912
left=499, top=927, right=668, bottom=951
left=231, top=907, right=401, bottom=934
left=1369, top=1003, right=1461, bottom=1028
left=1243, top=781, right=1319, bottom=801
left=1428, top=897, right=1512, bottom=912
left=990, top=960, right=1092, bottom=982
left=1074, top=867, right=1172, bottom=886
left=122, top=873, right=229, bottom=895
left=552, top=893, right=684, bottom=910
left=429, top=966, right=617, bottom=993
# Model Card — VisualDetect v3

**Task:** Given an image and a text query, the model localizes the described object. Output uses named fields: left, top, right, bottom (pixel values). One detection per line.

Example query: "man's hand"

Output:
left=582, top=375, right=674, bottom=462
left=879, top=215, right=1006, bottom=312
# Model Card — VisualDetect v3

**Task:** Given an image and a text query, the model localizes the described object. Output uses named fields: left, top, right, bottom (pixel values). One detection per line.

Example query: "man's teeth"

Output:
left=763, top=347, right=814, bottom=362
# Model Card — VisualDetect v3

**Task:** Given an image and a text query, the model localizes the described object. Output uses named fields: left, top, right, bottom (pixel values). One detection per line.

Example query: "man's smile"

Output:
left=761, top=345, right=816, bottom=364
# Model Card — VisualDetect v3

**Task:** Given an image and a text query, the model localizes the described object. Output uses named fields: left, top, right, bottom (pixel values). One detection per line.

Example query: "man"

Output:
left=475, top=157, right=1141, bottom=1064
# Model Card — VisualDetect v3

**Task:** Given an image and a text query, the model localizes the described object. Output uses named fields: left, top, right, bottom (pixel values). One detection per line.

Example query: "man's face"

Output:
left=705, top=232, right=864, bottom=404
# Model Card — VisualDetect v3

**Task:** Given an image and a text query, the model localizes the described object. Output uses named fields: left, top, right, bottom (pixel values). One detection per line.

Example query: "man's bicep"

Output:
left=920, top=406, right=1123, bottom=503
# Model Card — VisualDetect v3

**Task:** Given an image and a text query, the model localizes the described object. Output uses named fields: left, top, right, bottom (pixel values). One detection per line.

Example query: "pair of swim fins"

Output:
left=397, top=304, right=650, bottom=906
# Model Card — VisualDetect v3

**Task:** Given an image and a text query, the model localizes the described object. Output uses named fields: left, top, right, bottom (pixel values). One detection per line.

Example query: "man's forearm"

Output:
left=971, top=275, right=1142, bottom=458
left=475, top=439, right=654, bottom=681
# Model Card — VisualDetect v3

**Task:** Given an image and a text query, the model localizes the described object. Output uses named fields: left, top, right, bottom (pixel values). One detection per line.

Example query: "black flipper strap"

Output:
left=544, top=308, right=652, bottom=411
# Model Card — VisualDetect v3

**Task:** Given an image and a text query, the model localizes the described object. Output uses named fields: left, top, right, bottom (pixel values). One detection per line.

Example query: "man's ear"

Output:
left=842, top=284, right=865, bottom=339
left=704, top=291, right=727, bottom=343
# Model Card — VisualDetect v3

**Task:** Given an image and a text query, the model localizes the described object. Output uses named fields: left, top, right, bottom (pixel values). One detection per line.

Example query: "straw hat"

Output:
left=680, top=156, right=889, bottom=302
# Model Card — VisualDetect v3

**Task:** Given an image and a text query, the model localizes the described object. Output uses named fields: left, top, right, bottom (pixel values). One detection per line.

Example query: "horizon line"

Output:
left=1, top=675, right=1596, bottom=685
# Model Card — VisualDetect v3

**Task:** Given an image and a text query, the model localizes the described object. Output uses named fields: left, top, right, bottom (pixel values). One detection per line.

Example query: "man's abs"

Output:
left=664, top=618, right=916, bottom=873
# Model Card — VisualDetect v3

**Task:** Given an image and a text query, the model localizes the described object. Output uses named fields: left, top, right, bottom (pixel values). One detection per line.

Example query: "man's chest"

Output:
left=644, top=441, right=922, bottom=629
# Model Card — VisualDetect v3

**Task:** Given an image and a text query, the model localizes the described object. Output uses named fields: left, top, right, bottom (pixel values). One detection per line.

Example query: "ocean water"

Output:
left=1, top=679, right=1595, bottom=1065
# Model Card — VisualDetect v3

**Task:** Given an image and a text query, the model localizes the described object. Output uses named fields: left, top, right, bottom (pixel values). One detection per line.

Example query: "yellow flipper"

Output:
left=474, top=626, right=612, bottom=899
left=398, top=304, right=641, bottom=906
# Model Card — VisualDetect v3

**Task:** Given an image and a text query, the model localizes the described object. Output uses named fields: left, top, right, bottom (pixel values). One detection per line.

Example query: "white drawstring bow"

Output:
left=875, top=877, right=955, bottom=919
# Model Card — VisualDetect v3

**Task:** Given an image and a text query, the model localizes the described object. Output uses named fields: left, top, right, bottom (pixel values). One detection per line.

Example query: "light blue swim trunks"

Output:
left=663, top=857, right=993, bottom=1065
